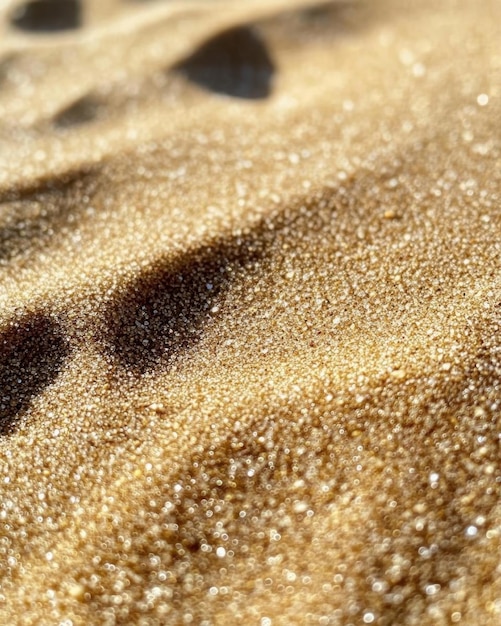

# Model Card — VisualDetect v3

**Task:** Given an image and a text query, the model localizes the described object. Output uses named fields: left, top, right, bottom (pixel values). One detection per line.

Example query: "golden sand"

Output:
left=0, top=0, right=500, bottom=623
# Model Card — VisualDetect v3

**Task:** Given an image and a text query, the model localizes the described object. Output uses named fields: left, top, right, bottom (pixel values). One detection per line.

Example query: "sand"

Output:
left=0, top=0, right=500, bottom=624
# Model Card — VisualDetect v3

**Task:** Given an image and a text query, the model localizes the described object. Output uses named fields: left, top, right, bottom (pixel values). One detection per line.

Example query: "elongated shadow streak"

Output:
left=0, top=167, right=99, bottom=263
left=104, top=232, right=268, bottom=375
left=0, top=315, right=69, bottom=436
left=172, top=25, right=275, bottom=100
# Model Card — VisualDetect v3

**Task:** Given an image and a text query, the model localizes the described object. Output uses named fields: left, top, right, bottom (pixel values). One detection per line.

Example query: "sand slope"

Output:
left=0, top=0, right=500, bottom=624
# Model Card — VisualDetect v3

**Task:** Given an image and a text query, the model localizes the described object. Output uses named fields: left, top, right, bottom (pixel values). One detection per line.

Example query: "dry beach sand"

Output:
left=0, top=0, right=500, bottom=624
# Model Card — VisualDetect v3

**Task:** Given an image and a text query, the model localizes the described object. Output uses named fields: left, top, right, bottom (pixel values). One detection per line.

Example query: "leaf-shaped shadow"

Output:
left=104, top=232, right=267, bottom=375
left=173, top=26, right=275, bottom=100
left=53, top=94, right=101, bottom=129
left=0, top=314, right=69, bottom=435
left=10, top=0, right=81, bottom=33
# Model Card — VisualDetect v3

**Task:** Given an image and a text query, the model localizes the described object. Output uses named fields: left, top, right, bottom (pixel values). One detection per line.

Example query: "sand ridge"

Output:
left=0, top=0, right=500, bottom=624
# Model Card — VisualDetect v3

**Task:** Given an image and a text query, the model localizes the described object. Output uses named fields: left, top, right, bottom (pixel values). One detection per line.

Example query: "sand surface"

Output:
left=0, top=0, right=500, bottom=624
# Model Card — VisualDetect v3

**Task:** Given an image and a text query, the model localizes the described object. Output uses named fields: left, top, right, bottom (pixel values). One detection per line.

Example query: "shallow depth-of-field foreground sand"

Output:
left=0, top=0, right=500, bottom=624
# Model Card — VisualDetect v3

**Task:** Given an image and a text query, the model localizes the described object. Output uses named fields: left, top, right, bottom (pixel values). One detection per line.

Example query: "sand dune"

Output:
left=0, top=0, right=500, bottom=624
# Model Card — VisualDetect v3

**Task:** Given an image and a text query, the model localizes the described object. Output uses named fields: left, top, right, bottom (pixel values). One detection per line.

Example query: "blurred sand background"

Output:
left=0, top=0, right=500, bottom=624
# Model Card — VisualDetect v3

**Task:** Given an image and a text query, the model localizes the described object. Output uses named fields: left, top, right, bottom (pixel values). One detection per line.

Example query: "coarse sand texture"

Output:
left=0, top=0, right=500, bottom=624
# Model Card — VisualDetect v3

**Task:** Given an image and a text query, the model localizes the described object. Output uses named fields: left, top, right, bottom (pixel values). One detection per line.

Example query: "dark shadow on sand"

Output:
left=53, top=94, right=102, bottom=129
left=0, top=314, right=69, bottom=435
left=0, top=166, right=99, bottom=263
left=104, top=231, right=268, bottom=375
left=173, top=26, right=275, bottom=100
left=10, top=0, right=82, bottom=33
